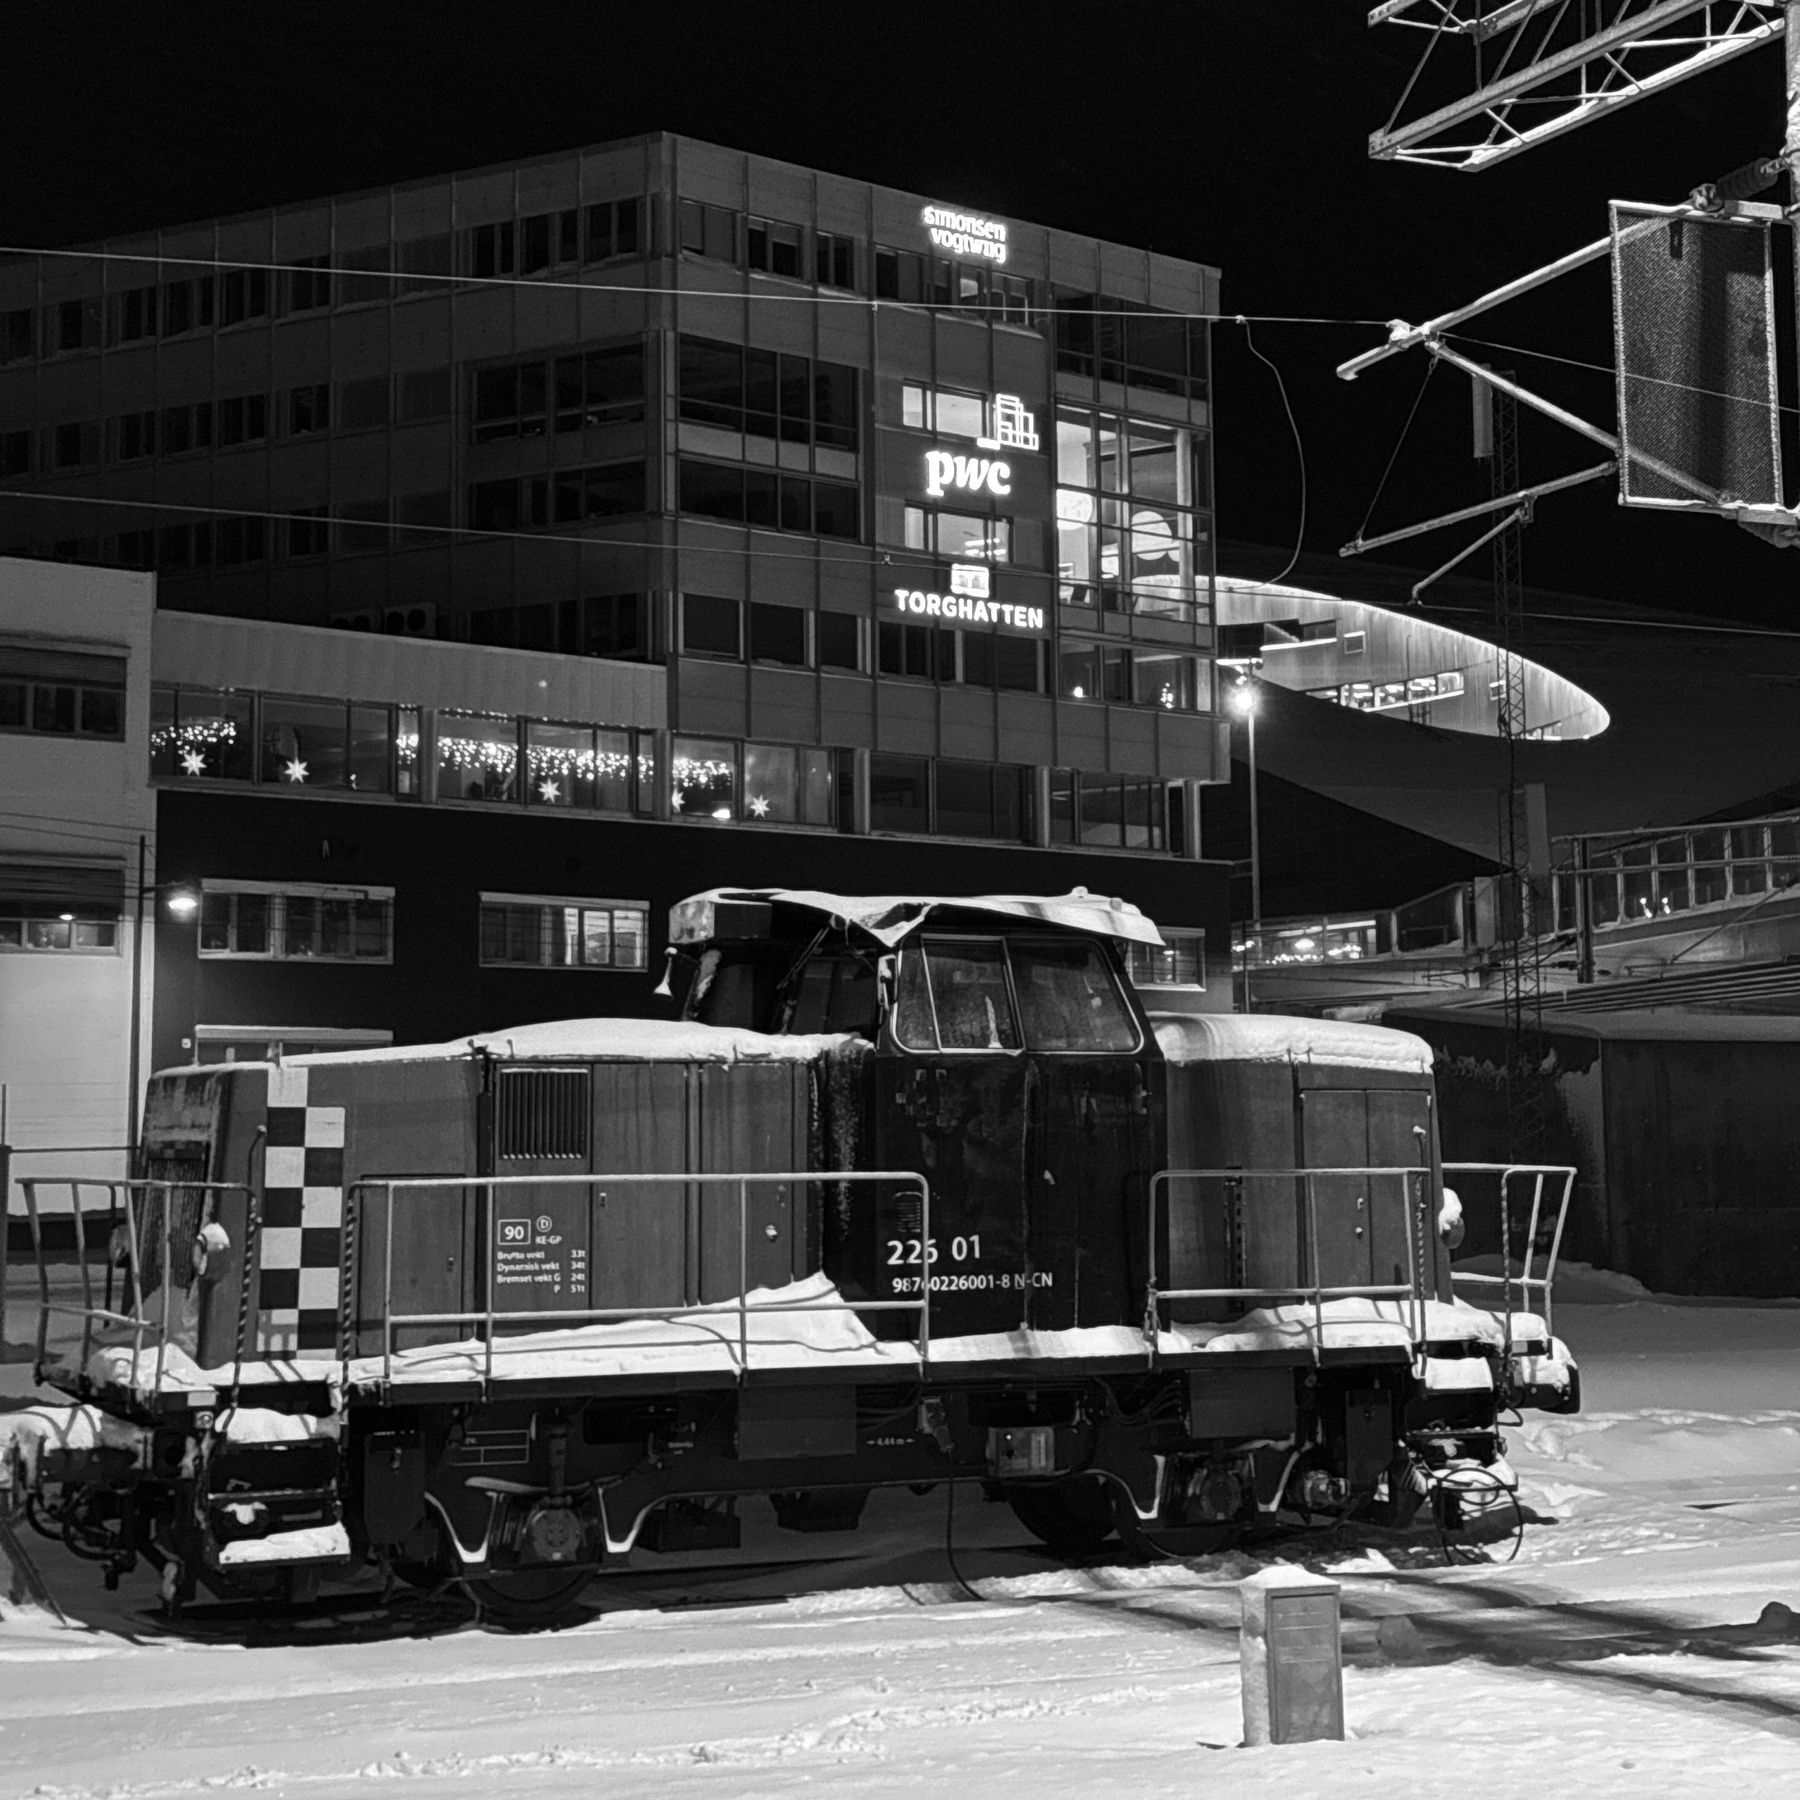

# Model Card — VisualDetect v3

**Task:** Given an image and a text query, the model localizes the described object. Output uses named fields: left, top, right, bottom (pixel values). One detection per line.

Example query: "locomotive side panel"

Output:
left=332, top=1057, right=480, bottom=1356
left=1161, top=1056, right=1302, bottom=1320
left=695, top=1061, right=814, bottom=1298
left=590, top=1061, right=692, bottom=1309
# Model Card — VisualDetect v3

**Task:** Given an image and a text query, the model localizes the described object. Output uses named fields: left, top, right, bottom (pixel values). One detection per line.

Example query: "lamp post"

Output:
left=1227, top=672, right=1261, bottom=1013
left=125, top=866, right=199, bottom=1153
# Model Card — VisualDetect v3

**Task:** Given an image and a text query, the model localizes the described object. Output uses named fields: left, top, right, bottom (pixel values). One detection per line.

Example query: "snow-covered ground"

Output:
left=6, top=1267, right=1800, bottom=1799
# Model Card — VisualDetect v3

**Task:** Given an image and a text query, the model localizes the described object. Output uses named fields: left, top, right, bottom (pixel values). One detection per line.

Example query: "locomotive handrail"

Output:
left=19, top=1178, right=253, bottom=1404
left=1441, top=1161, right=1577, bottom=1350
left=357, top=1169, right=932, bottom=1391
left=1144, top=1164, right=1436, bottom=1368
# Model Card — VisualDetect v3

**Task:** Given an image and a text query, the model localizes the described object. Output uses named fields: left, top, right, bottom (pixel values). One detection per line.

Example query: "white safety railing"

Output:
left=359, top=1169, right=931, bottom=1390
left=19, top=1178, right=255, bottom=1403
left=1441, top=1161, right=1577, bottom=1349
left=1145, top=1164, right=1434, bottom=1366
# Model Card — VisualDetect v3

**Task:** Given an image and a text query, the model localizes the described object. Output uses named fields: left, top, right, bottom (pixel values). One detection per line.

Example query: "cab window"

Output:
left=892, top=933, right=1138, bottom=1053
left=784, top=953, right=879, bottom=1035
left=1010, top=937, right=1139, bottom=1051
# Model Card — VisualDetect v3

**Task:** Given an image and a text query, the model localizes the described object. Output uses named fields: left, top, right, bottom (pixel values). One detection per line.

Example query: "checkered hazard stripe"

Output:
left=257, top=1066, right=345, bottom=1356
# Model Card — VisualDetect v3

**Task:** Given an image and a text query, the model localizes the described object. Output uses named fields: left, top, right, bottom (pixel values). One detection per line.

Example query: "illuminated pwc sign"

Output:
left=892, top=562, right=1045, bottom=633
left=921, top=394, right=1039, bottom=498
left=921, top=205, right=1009, bottom=264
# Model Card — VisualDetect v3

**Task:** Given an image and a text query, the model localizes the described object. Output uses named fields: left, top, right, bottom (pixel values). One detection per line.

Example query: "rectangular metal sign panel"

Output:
left=1610, top=202, right=1783, bottom=512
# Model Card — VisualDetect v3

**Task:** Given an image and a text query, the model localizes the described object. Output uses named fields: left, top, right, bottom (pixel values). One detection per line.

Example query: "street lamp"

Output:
left=1226, top=670, right=1261, bottom=1013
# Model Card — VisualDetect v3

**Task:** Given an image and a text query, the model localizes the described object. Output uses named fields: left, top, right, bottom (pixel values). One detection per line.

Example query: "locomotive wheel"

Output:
left=462, top=1566, right=597, bottom=1623
left=1004, top=1476, right=1118, bottom=1559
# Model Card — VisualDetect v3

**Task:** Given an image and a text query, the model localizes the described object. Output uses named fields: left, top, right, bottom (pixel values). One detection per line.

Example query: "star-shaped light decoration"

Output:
left=283, top=757, right=309, bottom=784
left=747, top=794, right=770, bottom=818
left=670, top=790, right=684, bottom=811
left=180, top=747, right=207, bottom=777
left=538, top=778, right=561, bottom=803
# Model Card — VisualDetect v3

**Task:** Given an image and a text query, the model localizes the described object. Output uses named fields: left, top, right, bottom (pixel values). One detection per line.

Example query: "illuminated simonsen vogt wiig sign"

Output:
left=921, top=205, right=1009, bottom=264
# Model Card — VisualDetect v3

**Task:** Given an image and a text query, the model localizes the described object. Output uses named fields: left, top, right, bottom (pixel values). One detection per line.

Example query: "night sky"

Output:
left=6, top=1, right=1795, bottom=625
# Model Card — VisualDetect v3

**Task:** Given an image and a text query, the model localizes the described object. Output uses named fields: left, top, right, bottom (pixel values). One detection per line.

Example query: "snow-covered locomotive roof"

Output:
left=1152, top=1012, right=1434, bottom=1075
left=284, top=1018, right=855, bottom=1067
left=676, top=887, right=1166, bottom=948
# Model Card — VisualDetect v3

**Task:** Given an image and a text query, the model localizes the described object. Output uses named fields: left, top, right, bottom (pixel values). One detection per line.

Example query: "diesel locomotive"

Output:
left=4, top=888, right=1579, bottom=1618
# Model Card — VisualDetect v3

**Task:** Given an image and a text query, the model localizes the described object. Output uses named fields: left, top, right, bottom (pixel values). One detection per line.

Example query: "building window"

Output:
left=49, top=297, right=102, bottom=354
left=878, top=620, right=957, bottom=683
left=50, top=421, right=101, bottom=470
left=0, top=866, right=123, bottom=955
left=160, top=277, right=215, bottom=337
left=259, top=695, right=395, bottom=792
left=554, top=344, right=644, bottom=430
left=817, top=612, right=864, bottom=672
left=682, top=593, right=741, bottom=659
left=680, top=459, right=859, bottom=538
left=1051, top=772, right=1167, bottom=851
left=217, top=392, right=268, bottom=446
left=214, top=516, right=268, bottom=568
left=677, top=199, right=738, bottom=262
left=677, top=337, right=858, bottom=451
left=902, top=504, right=1010, bottom=563
left=815, top=232, right=857, bottom=290
left=935, top=761, right=1028, bottom=841
left=522, top=721, right=640, bottom=811
left=1053, top=294, right=1208, bottom=401
left=159, top=402, right=212, bottom=456
left=285, top=384, right=330, bottom=436
left=672, top=736, right=738, bottom=820
left=151, top=685, right=254, bottom=780
left=286, top=254, right=332, bottom=312
left=436, top=710, right=520, bottom=803
left=468, top=220, right=515, bottom=279
left=746, top=216, right=806, bottom=278
left=111, top=410, right=157, bottom=462
left=741, top=743, right=835, bottom=825
left=1127, top=931, right=1205, bottom=989
left=109, top=285, right=159, bottom=344
left=900, top=384, right=990, bottom=440
left=748, top=601, right=807, bottom=666
left=466, top=461, right=646, bottom=532
left=1, top=646, right=127, bottom=740
left=1059, top=642, right=1208, bottom=712
left=198, top=882, right=394, bottom=962
left=869, top=755, right=930, bottom=834
left=479, top=894, right=648, bottom=971
left=194, top=1025, right=393, bottom=1064
left=1055, top=408, right=1210, bottom=620
left=0, top=429, right=29, bottom=477
left=583, top=197, right=643, bottom=263
left=564, top=592, right=650, bottom=661
left=219, top=269, right=269, bottom=327
left=2, top=307, right=34, bottom=363
left=283, top=508, right=331, bottom=558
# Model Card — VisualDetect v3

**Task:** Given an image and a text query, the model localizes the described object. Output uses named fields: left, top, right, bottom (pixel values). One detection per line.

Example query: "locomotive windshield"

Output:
left=893, top=934, right=1139, bottom=1054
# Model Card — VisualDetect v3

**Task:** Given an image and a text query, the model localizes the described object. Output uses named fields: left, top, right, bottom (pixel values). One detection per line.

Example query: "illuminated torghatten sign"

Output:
left=892, top=586, right=1045, bottom=632
left=921, top=205, right=1009, bottom=264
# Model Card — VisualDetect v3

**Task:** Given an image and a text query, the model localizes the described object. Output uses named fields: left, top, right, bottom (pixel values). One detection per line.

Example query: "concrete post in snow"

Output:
left=1239, top=1564, right=1345, bottom=1746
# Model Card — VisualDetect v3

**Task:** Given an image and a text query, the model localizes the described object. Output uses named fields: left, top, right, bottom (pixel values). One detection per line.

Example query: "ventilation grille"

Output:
left=494, top=1067, right=591, bottom=1160
left=1611, top=202, right=1782, bottom=510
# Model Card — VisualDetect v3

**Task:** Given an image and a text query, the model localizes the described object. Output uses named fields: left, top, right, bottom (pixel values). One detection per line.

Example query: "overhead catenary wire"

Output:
left=1354, top=356, right=1439, bottom=544
left=1236, top=317, right=1307, bottom=587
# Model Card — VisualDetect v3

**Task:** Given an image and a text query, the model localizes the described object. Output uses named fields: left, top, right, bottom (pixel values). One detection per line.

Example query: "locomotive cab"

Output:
left=670, top=889, right=1163, bottom=1336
